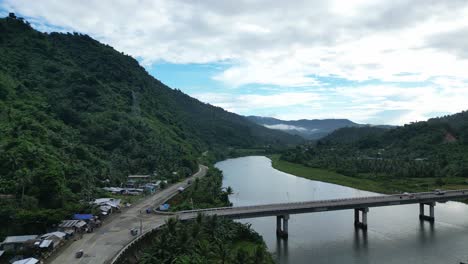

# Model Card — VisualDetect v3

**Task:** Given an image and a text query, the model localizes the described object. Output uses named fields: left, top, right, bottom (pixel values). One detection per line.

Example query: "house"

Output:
left=127, top=175, right=151, bottom=187
left=0, top=235, right=38, bottom=253
left=58, top=220, right=87, bottom=234
left=128, top=174, right=150, bottom=180
left=92, top=198, right=121, bottom=209
left=91, top=198, right=121, bottom=217
left=35, top=239, right=53, bottom=251
left=40, top=232, right=66, bottom=248
left=12, top=257, right=40, bottom=264
left=102, top=187, right=125, bottom=194
left=143, top=183, right=158, bottom=193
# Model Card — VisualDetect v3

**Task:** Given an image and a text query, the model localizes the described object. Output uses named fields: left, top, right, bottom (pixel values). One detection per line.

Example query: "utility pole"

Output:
left=139, top=219, right=143, bottom=235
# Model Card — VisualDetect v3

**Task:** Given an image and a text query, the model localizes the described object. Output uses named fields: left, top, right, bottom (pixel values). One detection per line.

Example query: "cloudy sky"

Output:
left=2, top=0, right=468, bottom=125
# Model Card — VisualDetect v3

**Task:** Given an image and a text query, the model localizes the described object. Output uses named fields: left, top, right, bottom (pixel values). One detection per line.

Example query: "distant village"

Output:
left=0, top=174, right=170, bottom=264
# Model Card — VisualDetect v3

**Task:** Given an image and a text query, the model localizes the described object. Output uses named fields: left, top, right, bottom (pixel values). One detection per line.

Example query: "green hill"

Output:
left=0, top=16, right=300, bottom=236
left=282, top=110, right=468, bottom=185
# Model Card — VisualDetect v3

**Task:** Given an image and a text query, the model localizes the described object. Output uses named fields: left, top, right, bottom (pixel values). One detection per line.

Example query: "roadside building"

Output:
left=143, top=183, right=158, bottom=194
left=58, top=220, right=87, bottom=235
left=92, top=198, right=121, bottom=216
left=35, top=239, right=53, bottom=251
left=73, top=214, right=102, bottom=232
left=12, top=257, right=40, bottom=264
left=0, top=235, right=38, bottom=253
left=127, top=175, right=150, bottom=187
left=40, top=232, right=66, bottom=248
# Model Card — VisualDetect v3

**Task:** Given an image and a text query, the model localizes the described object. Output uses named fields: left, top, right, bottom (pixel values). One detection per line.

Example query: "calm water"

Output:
left=216, top=156, right=468, bottom=264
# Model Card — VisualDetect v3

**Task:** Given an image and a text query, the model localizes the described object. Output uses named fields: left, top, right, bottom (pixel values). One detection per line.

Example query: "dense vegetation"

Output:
left=169, top=167, right=232, bottom=211
left=140, top=215, right=273, bottom=264
left=0, top=16, right=299, bottom=239
left=138, top=167, right=273, bottom=264
left=281, top=111, right=468, bottom=192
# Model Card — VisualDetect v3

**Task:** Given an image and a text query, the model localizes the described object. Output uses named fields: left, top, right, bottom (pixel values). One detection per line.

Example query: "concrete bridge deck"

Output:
left=176, top=189, right=468, bottom=237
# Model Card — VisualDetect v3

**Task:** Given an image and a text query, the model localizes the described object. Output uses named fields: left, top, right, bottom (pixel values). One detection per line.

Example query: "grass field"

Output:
left=269, top=155, right=468, bottom=194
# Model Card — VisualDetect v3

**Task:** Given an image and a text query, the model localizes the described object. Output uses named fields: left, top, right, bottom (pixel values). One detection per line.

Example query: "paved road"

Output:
left=49, top=165, right=208, bottom=264
left=177, top=189, right=468, bottom=220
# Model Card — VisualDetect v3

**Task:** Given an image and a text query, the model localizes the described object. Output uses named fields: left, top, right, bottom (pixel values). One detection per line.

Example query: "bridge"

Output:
left=176, top=189, right=468, bottom=238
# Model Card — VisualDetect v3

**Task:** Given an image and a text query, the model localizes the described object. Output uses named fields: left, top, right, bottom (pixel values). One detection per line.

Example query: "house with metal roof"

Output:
left=58, top=220, right=87, bottom=234
left=12, top=257, right=39, bottom=264
left=0, top=235, right=38, bottom=253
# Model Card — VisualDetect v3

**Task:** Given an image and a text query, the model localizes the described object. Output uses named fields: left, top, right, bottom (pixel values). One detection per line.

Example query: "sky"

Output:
left=2, top=0, right=468, bottom=125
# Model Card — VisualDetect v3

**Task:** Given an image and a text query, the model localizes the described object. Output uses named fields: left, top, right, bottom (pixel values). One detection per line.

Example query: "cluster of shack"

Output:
left=0, top=198, right=121, bottom=263
left=0, top=175, right=169, bottom=263
left=103, top=175, right=167, bottom=196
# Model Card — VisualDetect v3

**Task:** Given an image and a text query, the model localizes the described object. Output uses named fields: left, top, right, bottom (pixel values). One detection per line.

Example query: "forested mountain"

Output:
left=0, top=16, right=299, bottom=236
left=247, top=115, right=359, bottom=139
left=320, top=126, right=390, bottom=145
left=282, top=111, right=468, bottom=182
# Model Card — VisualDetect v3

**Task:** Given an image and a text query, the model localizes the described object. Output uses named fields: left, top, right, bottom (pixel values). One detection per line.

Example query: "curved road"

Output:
left=49, top=165, right=208, bottom=264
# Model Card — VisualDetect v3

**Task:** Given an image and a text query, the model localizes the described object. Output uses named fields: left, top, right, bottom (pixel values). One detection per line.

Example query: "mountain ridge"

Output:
left=247, top=115, right=360, bottom=139
left=0, top=16, right=300, bottom=236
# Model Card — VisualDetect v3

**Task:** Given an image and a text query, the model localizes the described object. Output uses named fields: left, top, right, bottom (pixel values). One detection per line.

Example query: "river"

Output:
left=216, top=156, right=468, bottom=264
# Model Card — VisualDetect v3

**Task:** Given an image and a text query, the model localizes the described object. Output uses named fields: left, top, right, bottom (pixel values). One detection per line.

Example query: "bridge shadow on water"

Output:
left=275, top=237, right=289, bottom=263
left=418, top=220, right=435, bottom=244
left=353, top=227, right=368, bottom=251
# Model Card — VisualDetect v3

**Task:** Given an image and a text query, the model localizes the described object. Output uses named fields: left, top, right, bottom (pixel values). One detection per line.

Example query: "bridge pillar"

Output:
left=354, top=208, right=369, bottom=230
left=276, top=214, right=289, bottom=239
left=419, top=202, right=435, bottom=222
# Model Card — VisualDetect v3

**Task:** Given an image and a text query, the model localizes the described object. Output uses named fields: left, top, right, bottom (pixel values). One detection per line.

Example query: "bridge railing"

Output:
left=177, top=189, right=468, bottom=215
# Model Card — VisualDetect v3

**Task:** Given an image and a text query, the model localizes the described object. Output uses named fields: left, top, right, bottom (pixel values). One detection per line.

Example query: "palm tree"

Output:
left=196, top=212, right=203, bottom=225
left=15, top=168, right=32, bottom=205
left=235, top=248, right=249, bottom=264
left=166, top=217, right=179, bottom=236
left=215, top=238, right=231, bottom=264
left=253, top=245, right=266, bottom=263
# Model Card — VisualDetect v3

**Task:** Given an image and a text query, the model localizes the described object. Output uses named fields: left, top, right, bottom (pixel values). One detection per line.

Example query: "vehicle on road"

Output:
left=75, top=250, right=84, bottom=258
left=434, top=189, right=446, bottom=195
left=130, top=228, right=138, bottom=236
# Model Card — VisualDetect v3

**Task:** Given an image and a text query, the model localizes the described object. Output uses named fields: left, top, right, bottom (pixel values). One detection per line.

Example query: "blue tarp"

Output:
left=159, top=204, right=170, bottom=211
left=73, top=214, right=94, bottom=220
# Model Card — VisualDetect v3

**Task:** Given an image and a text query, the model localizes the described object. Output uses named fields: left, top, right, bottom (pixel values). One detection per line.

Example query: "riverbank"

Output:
left=269, top=155, right=468, bottom=194
left=135, top=166, right=275, bottom=264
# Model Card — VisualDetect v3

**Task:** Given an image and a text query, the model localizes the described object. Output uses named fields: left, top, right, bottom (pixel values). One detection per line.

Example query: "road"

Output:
left=49, top=165, right=208, bottom=264
left=176, top=189, right=468, bottom=220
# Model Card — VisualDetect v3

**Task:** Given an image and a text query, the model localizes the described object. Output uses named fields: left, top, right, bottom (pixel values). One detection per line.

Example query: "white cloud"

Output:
left=193, top=92, right=322, bottom=114
left=4, top=0, right=468, bottom=124
left=6, top=0, right=468, bottom=80
left=263, top=124, right=308, bottom=131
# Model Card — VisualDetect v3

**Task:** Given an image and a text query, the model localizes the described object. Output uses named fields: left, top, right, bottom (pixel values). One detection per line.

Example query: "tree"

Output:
left=14, top=168, right=31, bottom=204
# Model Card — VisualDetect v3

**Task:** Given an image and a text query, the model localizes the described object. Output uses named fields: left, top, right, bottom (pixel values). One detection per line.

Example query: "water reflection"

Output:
left=353, top=228, right=368, bottom=251
left=418, top=220, right=435, bottom=244
left=276, top=237, right=289, bottom=263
